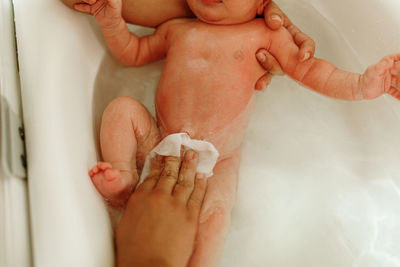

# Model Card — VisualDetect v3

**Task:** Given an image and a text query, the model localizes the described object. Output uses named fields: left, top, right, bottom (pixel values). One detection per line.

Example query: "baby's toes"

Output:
left=89, top=170, right=119, bottom=195
left=88, top=165, right=100, bottom=177
left=103, top=170, right=133, bottom=200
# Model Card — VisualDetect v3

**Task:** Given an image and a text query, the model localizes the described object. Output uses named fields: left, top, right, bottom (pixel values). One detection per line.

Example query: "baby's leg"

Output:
left=188, top=152, right=240, bottom=267
left=89, top=96, right=160, bottom=207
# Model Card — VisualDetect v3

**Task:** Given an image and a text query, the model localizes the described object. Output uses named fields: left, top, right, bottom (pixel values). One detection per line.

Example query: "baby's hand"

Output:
left=74, top=0, right=122, bottom=29
left=361, top=54, right=400, bottom=100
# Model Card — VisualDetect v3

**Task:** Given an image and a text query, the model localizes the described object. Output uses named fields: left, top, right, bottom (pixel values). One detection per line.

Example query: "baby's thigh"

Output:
left=200, top=151, right=240, bottom=223
left=102, top=96, right=160, bottom=167
left=206, top=95, right=255, bottom=159
left=124, top=98, right=161, bottom=169
left=189, top=152, right=240, bottom=266
left=136, top=114, right=161, bottom=170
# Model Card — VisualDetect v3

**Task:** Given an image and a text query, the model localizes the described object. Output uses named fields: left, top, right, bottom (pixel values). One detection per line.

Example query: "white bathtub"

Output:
left=10, top=0, right=400, bottom=266
left=0, top=0, right=31, bottom=266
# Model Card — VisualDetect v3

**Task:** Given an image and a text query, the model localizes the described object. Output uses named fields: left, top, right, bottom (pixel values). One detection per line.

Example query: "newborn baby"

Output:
left=80, top=0, right=400, bottom=266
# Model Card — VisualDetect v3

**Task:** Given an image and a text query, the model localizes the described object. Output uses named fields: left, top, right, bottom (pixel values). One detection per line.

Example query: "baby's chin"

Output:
left=194, top=13, right=250, bottom=25
left=196, top=17, right=225, bottom=25
left=193, top=11, right=226, bottom=24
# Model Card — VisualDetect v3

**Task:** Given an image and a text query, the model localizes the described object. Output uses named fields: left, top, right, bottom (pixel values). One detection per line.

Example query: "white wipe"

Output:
left=139, top=133, right=219, bottom=183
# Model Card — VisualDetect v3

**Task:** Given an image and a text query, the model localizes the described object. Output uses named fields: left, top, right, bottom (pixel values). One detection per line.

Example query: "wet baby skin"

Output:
left=84, top=0, right=400, bottom=266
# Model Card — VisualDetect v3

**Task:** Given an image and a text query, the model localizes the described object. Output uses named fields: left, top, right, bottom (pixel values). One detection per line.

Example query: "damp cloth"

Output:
left=139, top=133, right=219, bottom=183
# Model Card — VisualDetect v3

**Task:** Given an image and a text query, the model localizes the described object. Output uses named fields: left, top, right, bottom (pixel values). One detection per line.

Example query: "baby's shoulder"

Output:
left=157, top=18, right=195, bottom=32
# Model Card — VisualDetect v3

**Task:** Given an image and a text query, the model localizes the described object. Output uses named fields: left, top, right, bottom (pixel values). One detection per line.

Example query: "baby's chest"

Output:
left=168, top=26, right=263, bottom=69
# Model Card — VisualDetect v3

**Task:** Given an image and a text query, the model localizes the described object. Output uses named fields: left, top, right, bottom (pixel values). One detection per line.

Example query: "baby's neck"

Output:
left=194, top=16, right=258, bottom=26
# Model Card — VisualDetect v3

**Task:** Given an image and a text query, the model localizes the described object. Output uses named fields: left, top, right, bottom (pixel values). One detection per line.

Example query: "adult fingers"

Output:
left=154, top=156, right=181, bottom=194
left=264, top=0, right=315, bottom=61
left=264, top=1, right=284, bottom=30
left=188, top=175, right=207, bottom=219
left=294, top=32, right=315, bottom=62
left=256, top=49, right=284, bottom=74
left=136, top=155, right=164, bottom=194
left=255, top=73, right=273, bottom=91
left=173, top=150, right=198, bottom=203
left=287, top=24, right=315, bottom=62
left=255, top=49, right=284, bottom=90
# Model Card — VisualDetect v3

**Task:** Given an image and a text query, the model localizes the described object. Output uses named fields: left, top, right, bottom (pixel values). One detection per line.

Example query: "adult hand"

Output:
left=255, top=0, right=316, bottom=90
left=265, top=0, right=315, bottom=61
left=116, top=151, right=207, bottom=267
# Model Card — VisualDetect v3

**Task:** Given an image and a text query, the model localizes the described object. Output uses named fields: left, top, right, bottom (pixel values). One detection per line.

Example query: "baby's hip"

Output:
left=157, top=94, right=255, bottom=161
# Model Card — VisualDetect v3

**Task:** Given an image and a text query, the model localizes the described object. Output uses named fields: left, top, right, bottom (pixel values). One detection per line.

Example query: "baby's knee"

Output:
left=104, top=96, right=144, bottom=116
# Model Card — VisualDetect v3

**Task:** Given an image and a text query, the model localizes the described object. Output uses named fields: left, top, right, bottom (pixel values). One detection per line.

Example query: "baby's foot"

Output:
left=89, top=162, right=137, bottom=207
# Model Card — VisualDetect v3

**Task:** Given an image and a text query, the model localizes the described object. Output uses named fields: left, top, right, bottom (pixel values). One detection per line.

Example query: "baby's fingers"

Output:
left=377, top=53, right=400, bottom=74
left=388, top=55, right=400, bottom=100
left=73, top=3, right=92, bottom=13
left=392, top=75, right=400, bottom=89
left=370, top=58, right=392, bottom=76
left=391, top=61, right=400, bottom=75
left=387, top=87, right=400, bottom=101
left=386, top=53, right=400, bottom=62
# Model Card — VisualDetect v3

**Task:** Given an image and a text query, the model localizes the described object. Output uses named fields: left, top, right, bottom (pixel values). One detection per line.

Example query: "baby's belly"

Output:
left=156, top=93, right=256, bottom=160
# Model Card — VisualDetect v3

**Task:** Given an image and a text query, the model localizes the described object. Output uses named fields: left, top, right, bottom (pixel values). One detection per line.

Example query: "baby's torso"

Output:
left=156, top=19, right=270, bottom=156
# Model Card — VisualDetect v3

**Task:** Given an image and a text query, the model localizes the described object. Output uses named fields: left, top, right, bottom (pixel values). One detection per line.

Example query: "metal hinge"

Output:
left=18, top=125, right=27, bottom=170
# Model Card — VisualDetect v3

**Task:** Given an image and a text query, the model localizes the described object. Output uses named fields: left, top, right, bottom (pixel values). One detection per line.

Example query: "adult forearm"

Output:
left=121, top=0, right=193, bottom=27
left=61, top=0, right=193, bottom=27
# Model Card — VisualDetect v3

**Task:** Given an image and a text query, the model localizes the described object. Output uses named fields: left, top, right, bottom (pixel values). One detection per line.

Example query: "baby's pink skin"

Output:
left=83, top=0, right=400, bottom=265
left=89, top=162, right=134, bottom=207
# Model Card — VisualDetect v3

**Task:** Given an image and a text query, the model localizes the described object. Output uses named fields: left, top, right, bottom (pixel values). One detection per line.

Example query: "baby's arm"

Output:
left=74, top=0, right=170, bottom=66
left=267, top=28, right=400, bottom=100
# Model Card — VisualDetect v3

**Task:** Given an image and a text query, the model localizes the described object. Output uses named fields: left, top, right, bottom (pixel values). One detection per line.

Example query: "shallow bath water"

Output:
left=91, top=2, right=400, bottom=266
left=12, top=0, right=400, bottom=266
